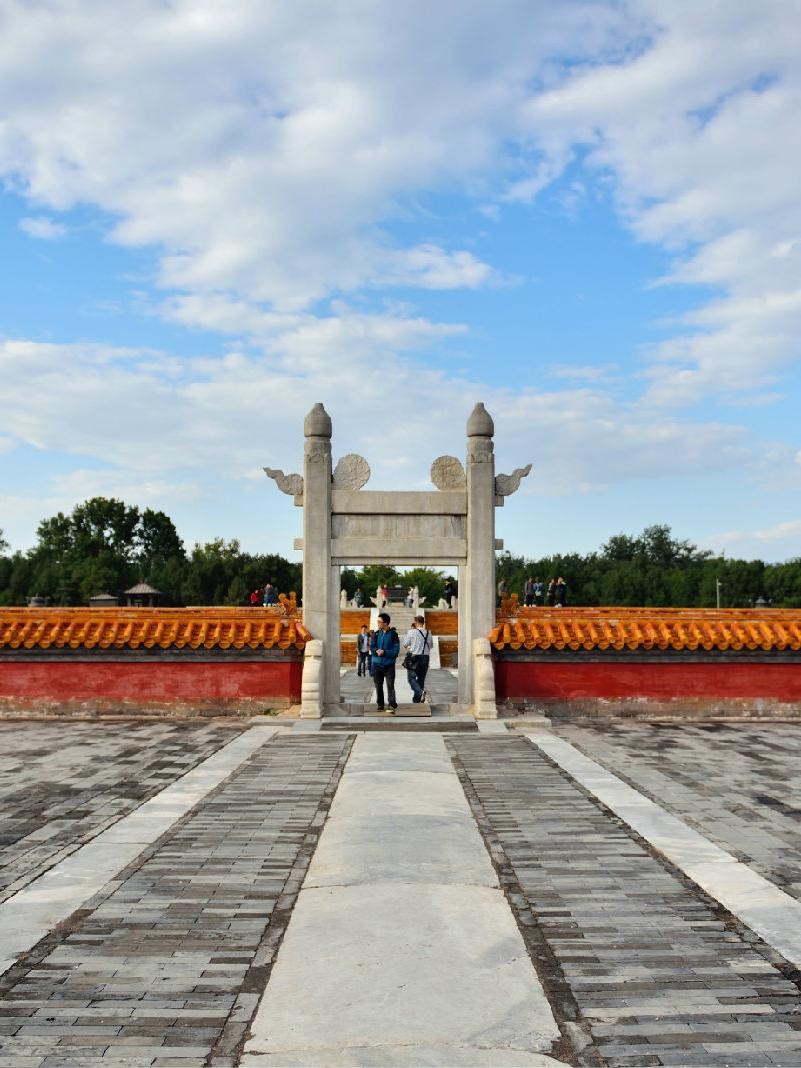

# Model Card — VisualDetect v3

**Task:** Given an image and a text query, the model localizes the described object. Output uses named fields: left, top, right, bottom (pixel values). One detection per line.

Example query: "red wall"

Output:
left=0, top=660, right=302, bottom=703
left=495, top=660, right=801, bottom=702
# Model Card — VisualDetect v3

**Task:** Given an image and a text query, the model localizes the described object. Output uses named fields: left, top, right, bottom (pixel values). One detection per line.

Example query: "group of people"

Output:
left=249, top=583, right=278, bottom=606
left=356, top=613, right=433, bottom=712
left=497, top=576, right=568, bottom=607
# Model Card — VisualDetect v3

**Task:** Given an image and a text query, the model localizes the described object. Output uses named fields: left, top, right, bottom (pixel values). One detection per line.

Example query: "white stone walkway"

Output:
left=242, top=733, right=564, bottom=1067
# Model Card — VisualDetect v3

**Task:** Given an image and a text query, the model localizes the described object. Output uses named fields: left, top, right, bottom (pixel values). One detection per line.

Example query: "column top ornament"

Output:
left=466, top=401, right=494, bottom=438
left=304, top=402, right=332, bottom=438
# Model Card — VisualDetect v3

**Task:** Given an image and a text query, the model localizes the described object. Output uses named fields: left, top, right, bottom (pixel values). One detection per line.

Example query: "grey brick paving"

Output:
left=448, top=735, right=801, bottom=1067
left=555, top=722, right=801, bottom=903
left=0, top=723, right=245, bottom=904
left=0, top=733, right=351, bottom=1067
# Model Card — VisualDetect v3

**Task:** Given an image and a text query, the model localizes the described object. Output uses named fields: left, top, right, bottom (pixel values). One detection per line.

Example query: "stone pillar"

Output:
left=301, top=403, right=339, bottom=713
left=463, top=403, right=497, bottom=717
left=457, top=563, right=469, bottom=707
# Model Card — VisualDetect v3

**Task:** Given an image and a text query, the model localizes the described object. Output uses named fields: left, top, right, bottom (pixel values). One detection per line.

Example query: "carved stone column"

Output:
left=463, top=403, right=497, bottom=716
left=301, top=403, right=339, bottom=713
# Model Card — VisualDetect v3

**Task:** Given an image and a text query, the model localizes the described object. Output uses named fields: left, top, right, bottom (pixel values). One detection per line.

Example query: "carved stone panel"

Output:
left=332, top=513, right=465, bottom=540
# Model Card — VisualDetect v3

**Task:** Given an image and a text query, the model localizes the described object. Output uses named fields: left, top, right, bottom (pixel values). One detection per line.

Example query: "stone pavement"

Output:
left=554, top=723, right=801, bottom=904
left=0, top=723, right=244, bottom=904
left=0, top=720, right=801, bottom=1067
left=340, top=668, right=458, bottom=711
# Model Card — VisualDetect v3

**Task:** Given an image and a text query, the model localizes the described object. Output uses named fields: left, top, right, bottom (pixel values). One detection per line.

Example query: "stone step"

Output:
left=363, top=702, right=431, bottom=717
left=321, top=719, right=478, bottom=731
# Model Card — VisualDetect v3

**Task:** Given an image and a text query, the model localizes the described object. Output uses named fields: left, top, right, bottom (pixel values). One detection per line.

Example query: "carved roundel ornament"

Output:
left=430, top=455, right=466, bottom=490
left=332, top=453, right=371, bottom=490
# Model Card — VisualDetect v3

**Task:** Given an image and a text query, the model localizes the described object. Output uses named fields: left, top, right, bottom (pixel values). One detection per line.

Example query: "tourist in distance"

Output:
left=380, top=583, right=389, bottom=608
left=443, top=578, right=455, bottom=609
left=497, top=576, right=507, bottom=607
left=546, top=577, right=557, bottom=606
left=356, top=624, right=371, bottom=677
left=353, top=586, right=365, bottom=607
left=523, top=576, right=535, bottom=607
left=534, top=577, right=544, bottom=606
left=403, top=615, right=433, bottom=704
left=367, top=629, right=376, bottom=675
left=371, top=612, right=399, bottom=712
left=555, top=576, right=568, bottom=607
left=249, top=587, right=262, bottom=607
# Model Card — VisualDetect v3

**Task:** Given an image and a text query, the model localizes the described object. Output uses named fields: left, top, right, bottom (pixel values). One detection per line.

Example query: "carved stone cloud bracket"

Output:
left=495, top=463, right=532, bottom=497
left=264, top=468, right=304, bottom=499
left=333, top=453, right=370, bottom=490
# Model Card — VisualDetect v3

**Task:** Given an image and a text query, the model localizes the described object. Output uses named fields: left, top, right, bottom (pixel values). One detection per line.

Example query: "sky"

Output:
left=1, top=0, right=800, bottom=564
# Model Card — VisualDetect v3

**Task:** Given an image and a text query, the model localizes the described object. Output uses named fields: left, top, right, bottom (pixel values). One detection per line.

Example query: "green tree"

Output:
left=400, top=566, right=446, bottom=608
left=352, top=564, right=402, bottom=601
left=24, top=497, right=185, bottom=604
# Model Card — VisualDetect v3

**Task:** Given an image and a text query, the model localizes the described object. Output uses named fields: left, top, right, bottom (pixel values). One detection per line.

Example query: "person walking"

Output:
left=403, top=615, right=433, bottom=704
left=371, top=612, right=399, bottom=712
left=534, top=577, right=544, bottom=606
left=356, top=624, right=371, bottom=676
left=523, top=576, right=535, bottom=607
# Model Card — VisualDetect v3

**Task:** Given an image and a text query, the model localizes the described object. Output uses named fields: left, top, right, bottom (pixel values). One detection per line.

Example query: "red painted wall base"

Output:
left=495, top=660, right=801, bottom=702
left=0, top=661, right=302, bottom=704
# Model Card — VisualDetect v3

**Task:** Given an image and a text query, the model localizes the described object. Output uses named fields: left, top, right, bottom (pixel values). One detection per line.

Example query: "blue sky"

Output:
left=1, top=1, right=800, bottom=563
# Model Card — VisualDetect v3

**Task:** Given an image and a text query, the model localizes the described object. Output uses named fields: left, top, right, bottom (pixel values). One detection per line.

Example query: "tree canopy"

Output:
left=496, top=524, right=799, bottom=608
left=1, top=504, right=799, bottom=608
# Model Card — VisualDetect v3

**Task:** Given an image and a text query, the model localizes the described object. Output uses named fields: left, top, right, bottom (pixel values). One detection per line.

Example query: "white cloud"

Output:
left=0, top=1, right=623, bottom=317
left=1, top=2, right=800, bottom=553
left=1, top=1, right=799, bottom=409
left=19, top=215, right=67, bottom=239
left=708, top=518, right=801, bottom=561
left=517, top=2, right=801, bottom=404
left=0, top=334, right=761, bottom=505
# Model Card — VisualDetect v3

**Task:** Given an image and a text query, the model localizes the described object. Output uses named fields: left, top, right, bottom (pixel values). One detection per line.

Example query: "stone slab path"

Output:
left=0, top=733, right=351, bottom=1067
left=2, top=722, right=801, bottom=1066
left=449, top=734, right=801, bottom=1067
left=242, top=734, right=562, bottom=1066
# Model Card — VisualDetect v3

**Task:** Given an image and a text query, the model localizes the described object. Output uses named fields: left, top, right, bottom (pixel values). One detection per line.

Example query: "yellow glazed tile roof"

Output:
left=0, top=608, right=311, bottom=651
left=489, top=608, right=801, bottom=653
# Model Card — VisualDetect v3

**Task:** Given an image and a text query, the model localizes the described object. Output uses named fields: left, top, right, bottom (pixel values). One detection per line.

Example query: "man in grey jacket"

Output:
left=403, top=615, right=433, bottom=704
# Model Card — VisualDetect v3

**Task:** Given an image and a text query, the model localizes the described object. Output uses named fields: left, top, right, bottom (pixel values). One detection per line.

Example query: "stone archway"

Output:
left=265, top=403, right=531, bottom=717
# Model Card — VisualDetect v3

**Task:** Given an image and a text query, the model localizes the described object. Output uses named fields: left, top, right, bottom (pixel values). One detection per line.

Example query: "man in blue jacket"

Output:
left=371, top=612, right=399, bottom=713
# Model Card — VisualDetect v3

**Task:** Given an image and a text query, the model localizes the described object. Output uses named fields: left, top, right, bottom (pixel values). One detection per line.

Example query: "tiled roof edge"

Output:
left=489, top=609, right=801, bottom=654
left=0, top=608, right=310, bottom=652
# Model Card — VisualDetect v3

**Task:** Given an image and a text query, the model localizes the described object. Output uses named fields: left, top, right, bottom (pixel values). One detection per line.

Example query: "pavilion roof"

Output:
left=0, top=607, right=310, bottom=651
left=490, top=608, right=801, bottom=653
